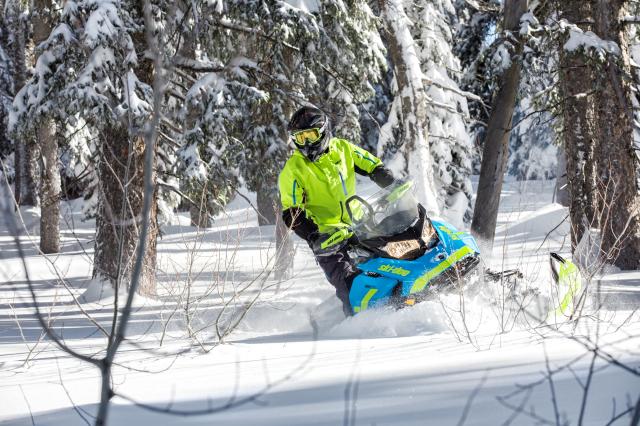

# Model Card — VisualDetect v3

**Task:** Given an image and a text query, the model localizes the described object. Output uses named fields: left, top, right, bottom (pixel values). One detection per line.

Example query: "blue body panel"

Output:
left=349, top=219, right=480, bottom=314
left=349, top=274, right=398, bottom=313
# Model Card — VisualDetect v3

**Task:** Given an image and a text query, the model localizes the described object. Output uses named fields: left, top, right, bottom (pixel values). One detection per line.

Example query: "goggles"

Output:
left=291, top=128, right=322, bottom=146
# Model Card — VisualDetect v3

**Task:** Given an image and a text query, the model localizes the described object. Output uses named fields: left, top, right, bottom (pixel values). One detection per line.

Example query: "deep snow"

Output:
left=0, top=177, right=639, bottom=426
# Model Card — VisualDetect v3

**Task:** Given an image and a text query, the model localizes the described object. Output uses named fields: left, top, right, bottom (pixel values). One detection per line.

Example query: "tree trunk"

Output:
left=0, top=0, right=11, bottom=157
left=379, top=0, right=439, bottom=210
left=274, top=202, right=293, bottom=282
left=554, top=147, right=569, bottom=207
left=559, top=2, right=597, bottom=254
left=559, top=0, right=640, bottom=269
left=470, top=0, right=528, bottom=245
left=93, top=126, right=159, bottom=295
left=38, top=119, right=59, bottom=253
left=256, top=172, right=293, bottom=280
left=34, top=0, right=59, bottom=254
left=7, top=0, right=39, bottom=207
left=175, top=10, right=216, bottom=229
left=189, top=185, right=214, bottom=228
left=256, top=180, right=278, bottom=226
left=92, top=13, right=158, bottom=295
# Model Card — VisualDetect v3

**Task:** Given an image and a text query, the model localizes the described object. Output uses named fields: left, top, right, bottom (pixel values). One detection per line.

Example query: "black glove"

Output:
left=308, top=228, right=354, bottom=257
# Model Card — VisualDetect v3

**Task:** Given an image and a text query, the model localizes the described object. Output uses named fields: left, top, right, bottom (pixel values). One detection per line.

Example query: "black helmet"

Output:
left=288, top=106, right=331, bottom=161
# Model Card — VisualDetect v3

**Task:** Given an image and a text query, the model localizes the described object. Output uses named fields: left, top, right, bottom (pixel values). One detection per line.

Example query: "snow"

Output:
left=1, top=178, right=639, bottom=425
left=84, top=0, right=126, bottom=49
left=492, top=43, right=512, bottom=72
left=123, top=70, right=152, bottom=118
left=283, top=0, right=320, bottom=14
left=562, top=21, right=621, bottom=56
left=519, top=12, right=540, bottom=37
left=47, top=23, right=75, bottom=44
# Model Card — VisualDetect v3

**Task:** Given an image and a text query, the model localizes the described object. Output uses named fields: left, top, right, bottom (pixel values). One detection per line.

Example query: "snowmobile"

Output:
left=341, top=181, right=481, bottom=314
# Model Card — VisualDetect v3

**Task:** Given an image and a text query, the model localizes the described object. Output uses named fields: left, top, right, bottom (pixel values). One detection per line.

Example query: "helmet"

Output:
left=288, top=106, right=331, bottom=161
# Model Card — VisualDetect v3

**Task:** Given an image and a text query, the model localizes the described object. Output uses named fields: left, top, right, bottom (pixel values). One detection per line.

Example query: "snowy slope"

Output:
left=0, top=178, right=638, bottom=426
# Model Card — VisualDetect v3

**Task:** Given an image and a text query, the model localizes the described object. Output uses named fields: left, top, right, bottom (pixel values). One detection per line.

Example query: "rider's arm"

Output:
left=282, top=208, right=318, bottom=241
left=346, top=141, right=395, bottom=188
left=278, top=166, right=319, bottom=242
left=368, top=165, right=395, bottom=188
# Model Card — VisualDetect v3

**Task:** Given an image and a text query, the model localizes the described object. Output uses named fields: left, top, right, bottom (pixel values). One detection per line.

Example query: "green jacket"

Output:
left=278, top=138, right=383, bottom=234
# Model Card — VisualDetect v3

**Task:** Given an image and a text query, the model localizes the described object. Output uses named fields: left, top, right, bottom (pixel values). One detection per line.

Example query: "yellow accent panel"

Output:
left=554, top=260, right=582, bottom=317
left=410, top=246, right=474, bottom=293
left=359, top=288, right=378, bottom=312
left=320, top=228, right=353, bottom=249
left=385, top=181, right=414, bottom=203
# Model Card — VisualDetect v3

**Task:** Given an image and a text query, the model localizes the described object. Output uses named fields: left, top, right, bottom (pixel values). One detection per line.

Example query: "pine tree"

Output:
left=406, top=0, right=475, bottom=225
left=507, top=98, right=557, bottom=181
left=6, top=0, right=38, bottom=207
left=558, top=0, right=640, bottom=269
left=454, top=0, right=500, bottom=167
left=13, top=0, right=161, bottom=293
left=471, top=0, right=528, bottom=245
left=378, top=0, right=439, bottom=209
left=507, top=2, right=560, bottom=182
left=32, top=0, right=60, bottom=254
left=0, top=0, right=13, bottom=160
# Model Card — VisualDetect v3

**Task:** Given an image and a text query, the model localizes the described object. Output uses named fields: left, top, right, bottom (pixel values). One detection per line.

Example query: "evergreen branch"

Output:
left=423, top=76, right=487, bottom=105
left=172, top=66, right=199, bottom=84
left=172, top=55, right=225, bottom=73
left=158, top=130, right=180, bottom=148
left=161, top=117, right=182, bottom=133
left=211, top=18, right=301, bottom=53
left=622, top=16, right=640, bottom=24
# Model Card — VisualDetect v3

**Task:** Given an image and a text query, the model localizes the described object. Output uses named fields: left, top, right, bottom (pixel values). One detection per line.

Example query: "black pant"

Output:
left=315, top=247, right=358, bottom=316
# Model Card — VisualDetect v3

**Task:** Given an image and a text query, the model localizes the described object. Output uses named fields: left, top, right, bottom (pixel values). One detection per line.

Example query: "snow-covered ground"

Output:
left=1, top=178, right=639, bottom=425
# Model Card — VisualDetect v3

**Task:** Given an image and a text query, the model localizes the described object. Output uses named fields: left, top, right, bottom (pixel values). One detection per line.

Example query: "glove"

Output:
left=309, top=228, right=354, bottom=256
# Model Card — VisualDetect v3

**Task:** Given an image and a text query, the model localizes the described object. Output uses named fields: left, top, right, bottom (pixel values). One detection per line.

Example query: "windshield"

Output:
left=347, top=181, right=420, bottom=240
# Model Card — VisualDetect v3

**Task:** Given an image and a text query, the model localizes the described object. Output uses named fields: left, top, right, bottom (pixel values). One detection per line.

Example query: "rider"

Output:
left=278, top=106, right=396, bottom=315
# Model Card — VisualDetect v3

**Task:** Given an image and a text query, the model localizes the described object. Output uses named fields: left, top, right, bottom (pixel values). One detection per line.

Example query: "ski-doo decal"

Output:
left=378, top=264, right=410, bottom=277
